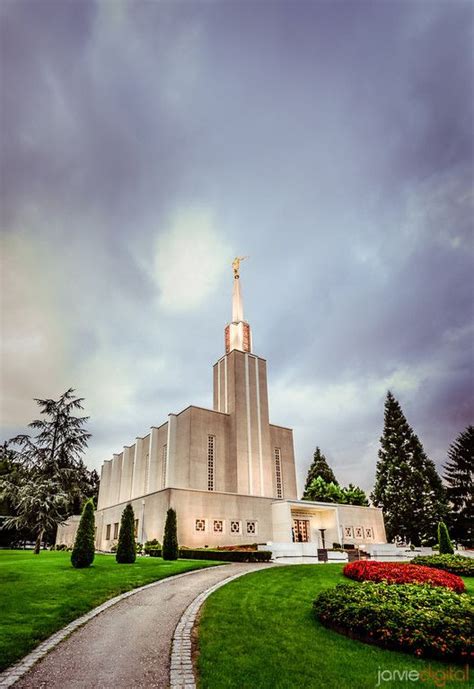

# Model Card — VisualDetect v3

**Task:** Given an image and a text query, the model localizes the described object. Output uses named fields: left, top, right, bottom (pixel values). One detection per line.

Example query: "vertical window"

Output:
left=134, top=519, right=139, bottom=537
left=162, top=444, right=167, bottom=488
left=113, top=522, right=119, bottom=539
left=275, top=448, right=283, bottom=498
left=144, top=452, right=150, bottom=493
left=208, top=435, right=215, bottom=491
left=106, top=524, right=111, bottom=540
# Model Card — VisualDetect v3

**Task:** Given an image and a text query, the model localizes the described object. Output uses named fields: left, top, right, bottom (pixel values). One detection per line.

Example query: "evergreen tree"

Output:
left=371, top=391, right=447, bottom=545
left=116, top=504, right=136, bottom=564
left=342, top=484, right=369, bottom=506
left=438, top=521, right=454, bottom=555
left=443, top=426, right=473, bottom=546
left=71, top=498, right=95, bottom=568
left=162, top=508, right=178, bottom=560
left=303, top=447, right=338, bottom=498
left=0, top=478, right=68, bottom=554
left=2, top=390, right=93, bottom=524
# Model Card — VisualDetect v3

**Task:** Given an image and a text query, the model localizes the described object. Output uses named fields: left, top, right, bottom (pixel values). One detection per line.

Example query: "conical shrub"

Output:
left=116, top=504, right=136, bottom=564
left=71, top=499, right=95, bottom=568
left=162, top=508, right=178, bottom=560
left=438, top=521, right=454, bottom=555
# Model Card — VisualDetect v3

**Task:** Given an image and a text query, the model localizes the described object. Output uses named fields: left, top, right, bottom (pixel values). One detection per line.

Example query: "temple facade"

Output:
left=57, top=260, right=386, bottom=553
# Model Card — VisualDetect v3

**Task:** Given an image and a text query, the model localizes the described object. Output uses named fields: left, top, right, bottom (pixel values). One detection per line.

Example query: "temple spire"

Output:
left=225, top=257, right=252, bottom=353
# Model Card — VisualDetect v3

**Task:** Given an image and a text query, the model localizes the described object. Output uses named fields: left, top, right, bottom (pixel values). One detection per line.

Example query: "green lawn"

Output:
left=0, top=549, right=223, bottom=671
left=198, top=564, right=472, bottom=689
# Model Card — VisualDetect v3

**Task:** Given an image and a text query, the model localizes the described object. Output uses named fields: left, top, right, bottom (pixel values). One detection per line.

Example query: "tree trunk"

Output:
left=34, top=530, right=44, bottom=555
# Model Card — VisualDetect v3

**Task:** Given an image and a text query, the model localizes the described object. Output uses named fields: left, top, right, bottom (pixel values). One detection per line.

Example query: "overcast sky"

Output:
left=1, top=0, right=473, bottom=495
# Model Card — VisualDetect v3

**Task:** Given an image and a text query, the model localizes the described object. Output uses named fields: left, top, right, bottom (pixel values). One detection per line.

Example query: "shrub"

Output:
left=147, top=546, right=162, bottom=557
left=116, top=504, right=136, bottom=564
left=411, top=554, right=474, bottom=577
left=343, top=560, right=465, bottom=593
left=55, top=544, right=68, bottom=551
left=438, top=521, right=454, bottom=555
left=314, top=582, right=473, bottom=662
left=144, top=538, right=161, bottom=554
left=332, top=542, right=342, bottom=550
left=178, top=549, right=272, bottom=562
left=71, top=499, right=95, bottom=569
left=162, top=508, right=178, bottom=560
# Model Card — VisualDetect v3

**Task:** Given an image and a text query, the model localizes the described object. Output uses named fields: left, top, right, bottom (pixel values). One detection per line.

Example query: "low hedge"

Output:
left=147, top=548, right=271, bottom=562
left=344, top=560, right=465, bottom=593
left=314, top=581, right=473, bottom=662
left=410, top=554, right=474, bottom=577
left=179, top=549, right=272, bottom=562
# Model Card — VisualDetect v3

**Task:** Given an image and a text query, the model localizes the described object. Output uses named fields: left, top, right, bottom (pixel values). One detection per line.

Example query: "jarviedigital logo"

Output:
left=376, top=665, right=470, bottom=687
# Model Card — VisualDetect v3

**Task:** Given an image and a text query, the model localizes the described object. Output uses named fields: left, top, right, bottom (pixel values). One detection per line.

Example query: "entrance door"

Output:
left=293, top=519, right=310, bottom=543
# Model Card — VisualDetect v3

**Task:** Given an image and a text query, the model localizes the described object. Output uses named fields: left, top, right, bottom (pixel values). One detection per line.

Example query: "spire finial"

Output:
left=225, top=256, right=252, bottom=353
left=232, top=255, right=249, bottom=279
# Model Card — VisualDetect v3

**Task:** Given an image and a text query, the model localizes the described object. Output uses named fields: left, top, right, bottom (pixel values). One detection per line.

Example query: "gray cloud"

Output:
left=1, top=0, right=473, bottom=495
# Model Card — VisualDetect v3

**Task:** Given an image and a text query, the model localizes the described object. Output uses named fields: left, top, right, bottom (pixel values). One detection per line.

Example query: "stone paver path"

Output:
left=10, top=563, right=271, bottom=689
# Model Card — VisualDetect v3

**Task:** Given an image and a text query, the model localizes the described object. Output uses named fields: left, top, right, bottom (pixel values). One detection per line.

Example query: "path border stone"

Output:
left=170, top=565, right=276, bottom=689
left=0, top=564, right=230, bottom=689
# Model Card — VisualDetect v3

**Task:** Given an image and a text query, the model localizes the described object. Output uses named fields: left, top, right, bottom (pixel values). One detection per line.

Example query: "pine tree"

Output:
left=444, top=426, right=473, bottom=546
left=116, top=504, right=136, bottom=564
left=438, top=521, right=454, bottom=555
left=371, top=391, right=447, bottom=545
left=71, top=498, right=95, bottom=568
left=162, top=508, right=178, bottom=560
left=303, top=447, right=338, bottom=498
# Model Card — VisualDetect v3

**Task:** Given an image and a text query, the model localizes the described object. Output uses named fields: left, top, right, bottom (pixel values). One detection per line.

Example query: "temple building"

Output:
left=57, top=259, right=386, bottom=554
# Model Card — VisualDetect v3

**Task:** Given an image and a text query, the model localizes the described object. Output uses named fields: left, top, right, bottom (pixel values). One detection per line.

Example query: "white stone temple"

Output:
left=57, top=259, right=386, bottom=555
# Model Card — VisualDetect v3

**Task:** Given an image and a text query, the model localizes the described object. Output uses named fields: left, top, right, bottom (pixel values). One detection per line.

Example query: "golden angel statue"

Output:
left=232, top=255, right=249, bottom=278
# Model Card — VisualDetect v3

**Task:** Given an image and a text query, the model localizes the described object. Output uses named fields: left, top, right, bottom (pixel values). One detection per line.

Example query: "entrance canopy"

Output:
left=271, top=499, right=340, bottom=547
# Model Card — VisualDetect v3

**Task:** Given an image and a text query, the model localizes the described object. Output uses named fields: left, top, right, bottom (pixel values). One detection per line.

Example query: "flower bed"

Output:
left=314, top=582, right=473, bottom=662
left=410, top=554, right=474, bottom=577
left=343, top=560, right=465, bottom=592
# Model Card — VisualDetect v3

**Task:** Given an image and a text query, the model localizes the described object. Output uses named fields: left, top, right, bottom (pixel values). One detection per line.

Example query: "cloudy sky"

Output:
left=1, top=0, right=473, bottom=495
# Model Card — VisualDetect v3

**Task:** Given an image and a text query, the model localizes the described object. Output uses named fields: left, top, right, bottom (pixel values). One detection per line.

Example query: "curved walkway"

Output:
left=7, top=562, right=274, bottom=689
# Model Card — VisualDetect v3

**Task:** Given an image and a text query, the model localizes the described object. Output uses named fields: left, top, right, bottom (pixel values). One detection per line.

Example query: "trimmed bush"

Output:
left=144, top=539, right=161, bottom=554
left=71, top=499, right=95, bottom=569
left=162, top=508, right=178, bottom=560
left=116, top=504, right=136, bottom=564
left=314, top=581, right=473, bottom=662
left=410, top=553, right=474, bottom=577
left=147, top=547, right=162, bottom=557
left=438, top=521, right=454, bottom=555
left=177, top=549, right=271, bottom=562
left=343, top=560, right=465, bottom=593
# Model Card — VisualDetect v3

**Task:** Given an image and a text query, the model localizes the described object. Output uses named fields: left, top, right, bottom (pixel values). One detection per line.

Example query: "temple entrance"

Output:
left=292, top=519, right=310, bottom=542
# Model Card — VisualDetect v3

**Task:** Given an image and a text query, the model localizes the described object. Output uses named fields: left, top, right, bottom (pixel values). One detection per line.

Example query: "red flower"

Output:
left=343, top=560, right=465, bottom=592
